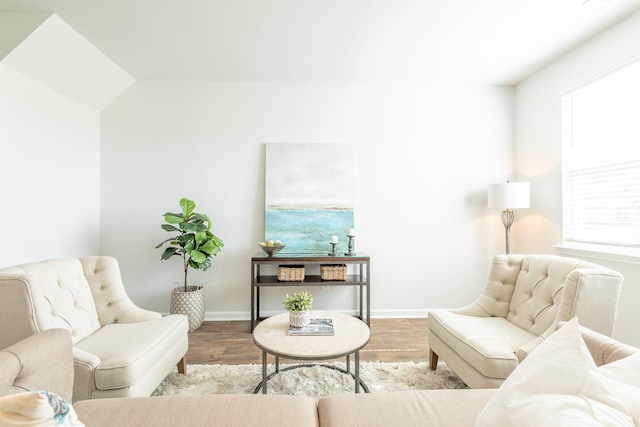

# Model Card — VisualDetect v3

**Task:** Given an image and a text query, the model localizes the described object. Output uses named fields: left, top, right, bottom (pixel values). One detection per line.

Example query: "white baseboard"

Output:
left=189, top=308, right=443, bottom=321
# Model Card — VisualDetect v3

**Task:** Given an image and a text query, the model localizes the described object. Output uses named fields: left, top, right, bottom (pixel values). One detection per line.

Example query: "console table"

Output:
left=250, top=252, right=370, bottom=331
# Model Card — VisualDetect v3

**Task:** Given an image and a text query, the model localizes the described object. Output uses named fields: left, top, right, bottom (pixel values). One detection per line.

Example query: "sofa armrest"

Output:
left=557, top=267, right=623, bottom=336
left=0, top=352, right=21, bottom=396
left=514, top=321, right=640, bottom=365
left=0, top=329, right=74, bottom=402
left=580, top=324, right=639, bottom=366
left=72, top=347, right=101, bottom=402
left=513, top=336, right=544, bottom=362
left=513, top=322, right=563, bottom=362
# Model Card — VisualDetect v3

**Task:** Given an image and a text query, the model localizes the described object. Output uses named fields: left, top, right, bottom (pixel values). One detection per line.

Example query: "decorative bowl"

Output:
left=258, top=243, right=286, bottom=257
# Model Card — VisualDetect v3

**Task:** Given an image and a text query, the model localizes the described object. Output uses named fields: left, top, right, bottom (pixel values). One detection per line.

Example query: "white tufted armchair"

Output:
left=428, top=254, right=623, bottom=389
left=0, top=256, right=189, bottom=401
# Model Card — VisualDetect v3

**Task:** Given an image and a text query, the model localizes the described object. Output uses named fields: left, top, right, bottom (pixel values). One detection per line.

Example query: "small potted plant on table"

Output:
left=283, top=291, right=313, bottom=327
left=156, top=197, right=224, bottom=332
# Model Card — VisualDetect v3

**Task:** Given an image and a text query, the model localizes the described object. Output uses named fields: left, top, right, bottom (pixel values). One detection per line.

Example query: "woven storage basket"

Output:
left=170, top=285, right=205, bottom=332
left=278, top=265, right=305, bottom=281
left=320, top=264, right=347, bottom=281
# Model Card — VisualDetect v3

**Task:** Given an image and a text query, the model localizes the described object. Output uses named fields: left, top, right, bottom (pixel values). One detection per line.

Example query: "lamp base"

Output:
left=501, top=209, right=515, bottom=254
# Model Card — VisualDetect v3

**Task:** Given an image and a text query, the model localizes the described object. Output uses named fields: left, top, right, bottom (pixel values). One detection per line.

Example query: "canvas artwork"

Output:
left=265, top=143, right=354, bottom=253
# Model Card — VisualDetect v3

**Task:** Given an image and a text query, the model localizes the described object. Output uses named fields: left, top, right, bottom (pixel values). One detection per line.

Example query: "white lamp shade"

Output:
left=488, top=182, right=530, bottom=210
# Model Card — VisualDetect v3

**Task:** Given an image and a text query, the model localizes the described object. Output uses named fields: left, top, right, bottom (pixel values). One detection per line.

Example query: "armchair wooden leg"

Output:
left=429, top=349, right=439, bottom=370
left=177, top=357, right=187, bottom=374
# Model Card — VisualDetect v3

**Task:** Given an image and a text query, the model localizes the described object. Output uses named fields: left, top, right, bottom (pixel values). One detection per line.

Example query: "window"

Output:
left=562, top=59, right=640, bottom=248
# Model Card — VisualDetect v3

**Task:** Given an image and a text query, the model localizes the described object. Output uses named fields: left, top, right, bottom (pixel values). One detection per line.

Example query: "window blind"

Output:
left=562, top=59, right=640, bottom=247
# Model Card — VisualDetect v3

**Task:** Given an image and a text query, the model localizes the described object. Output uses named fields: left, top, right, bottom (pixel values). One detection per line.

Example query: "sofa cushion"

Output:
left=318, top=389, right=495, bottom=427
left=428, top=310, right=536, bottom=379
left=74, top=315, right=188, bottom=390
left=74, top=394, right=319, bottom=427
left=476, top=318, right=640, bottom=427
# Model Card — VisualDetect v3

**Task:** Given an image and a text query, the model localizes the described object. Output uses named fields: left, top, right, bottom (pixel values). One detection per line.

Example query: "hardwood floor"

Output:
left=186, top=318, right=429, bottom=365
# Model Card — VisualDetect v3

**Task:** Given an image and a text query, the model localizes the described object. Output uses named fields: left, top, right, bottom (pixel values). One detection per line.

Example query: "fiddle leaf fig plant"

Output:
left=155, top=198, right=224, bottom=291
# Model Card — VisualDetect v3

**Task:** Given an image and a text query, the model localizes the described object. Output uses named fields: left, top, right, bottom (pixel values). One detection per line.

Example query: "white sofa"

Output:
left=2, top=324, right=638, bottom=426
left=0, top=256, right=189, bottom=401
left=428, top=254, right=623, bottom=388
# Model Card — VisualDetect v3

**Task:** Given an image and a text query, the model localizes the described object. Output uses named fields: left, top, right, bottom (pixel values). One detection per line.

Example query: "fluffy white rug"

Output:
left=154, top=361, right=467, bottom=398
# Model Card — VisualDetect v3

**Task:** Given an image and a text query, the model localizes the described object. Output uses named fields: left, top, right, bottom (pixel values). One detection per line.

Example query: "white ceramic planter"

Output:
left=289, top=310, right=310, bottom=328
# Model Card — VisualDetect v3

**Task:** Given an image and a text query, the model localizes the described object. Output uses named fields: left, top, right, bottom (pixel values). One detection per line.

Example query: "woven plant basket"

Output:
left=289, top=310, right=310, bottom=328
left=170, top=285, right=205, bottom=332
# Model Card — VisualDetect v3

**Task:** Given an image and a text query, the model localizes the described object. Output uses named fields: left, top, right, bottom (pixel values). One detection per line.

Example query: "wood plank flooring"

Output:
left=185, top=318, right=429, bottom=365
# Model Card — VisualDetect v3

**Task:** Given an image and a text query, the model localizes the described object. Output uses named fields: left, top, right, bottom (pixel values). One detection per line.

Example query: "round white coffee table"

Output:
left=252, top=310, right=371, bottom=394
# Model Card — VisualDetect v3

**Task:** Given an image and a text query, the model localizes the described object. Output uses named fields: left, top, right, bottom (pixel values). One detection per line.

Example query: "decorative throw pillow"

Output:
left=0, top=391, right=84, bottom=426
left=475, top=318, right=640, bottom=427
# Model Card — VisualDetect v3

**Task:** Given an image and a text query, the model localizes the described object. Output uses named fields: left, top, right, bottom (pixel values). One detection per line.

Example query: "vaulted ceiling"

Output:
left=1, top=0, right=640, bottom=85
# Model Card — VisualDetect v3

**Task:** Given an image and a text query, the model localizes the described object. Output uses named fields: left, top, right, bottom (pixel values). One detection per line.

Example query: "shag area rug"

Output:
left=153, top=361, right=467, bottom=398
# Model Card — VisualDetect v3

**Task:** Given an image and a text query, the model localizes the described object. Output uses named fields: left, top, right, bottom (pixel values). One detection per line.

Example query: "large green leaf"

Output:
left=163, top=213, right=183, bottom=224
left=209, top=234, right=224, bottom=248
left=199, top=239, right=220, bottom=255
left=155, top=236, right=180, bottom=248
left=189, top=257, right=211, bottom=271
left=175, top=234, right=192, bottom=246
left=182, top=222, right=207, bottom=233
left=161, top=224, right=180, bottom=232
left=180, top=198, right=196, bottom=218
left=191, top=213, right=211, bottom=229
left=160, top=247, right=179, bottom=260
left=194, top=231, right=208, bottom=246
left=190, top=249, right=206, bottom=263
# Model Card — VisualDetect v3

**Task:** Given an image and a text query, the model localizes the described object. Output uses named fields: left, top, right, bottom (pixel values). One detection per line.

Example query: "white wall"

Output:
left=515, top=10, right=640, bottom=346
left=4, top=6, right=636, bottom=349
left=100, top=81, right=514, bottom=319
left=0, top=63, right=101, bottom=266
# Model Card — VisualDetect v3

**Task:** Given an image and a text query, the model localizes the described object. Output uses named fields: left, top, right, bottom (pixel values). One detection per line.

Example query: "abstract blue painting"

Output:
left=265, top=143, right=354, bottom=254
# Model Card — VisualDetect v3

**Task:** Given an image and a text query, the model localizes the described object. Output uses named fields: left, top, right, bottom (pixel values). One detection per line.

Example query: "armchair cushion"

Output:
left=428, top=312, right=536, bottom=379
left=74, top=315, right=187, bottom=390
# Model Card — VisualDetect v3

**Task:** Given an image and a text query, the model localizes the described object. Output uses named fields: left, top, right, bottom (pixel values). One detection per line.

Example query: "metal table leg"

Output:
left=355, top=350, right=360, bottom=393
left=261, top=350, right=267, bottom=394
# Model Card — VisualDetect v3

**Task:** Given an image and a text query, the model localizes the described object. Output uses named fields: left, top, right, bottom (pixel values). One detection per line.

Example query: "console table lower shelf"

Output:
left=251, top=311, right=371, bottom=394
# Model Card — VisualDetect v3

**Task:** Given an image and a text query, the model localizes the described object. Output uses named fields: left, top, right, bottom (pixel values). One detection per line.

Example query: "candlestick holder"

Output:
left=329, top=242, right=338, bottom=256
left=345, top=235, right=355, bottom=256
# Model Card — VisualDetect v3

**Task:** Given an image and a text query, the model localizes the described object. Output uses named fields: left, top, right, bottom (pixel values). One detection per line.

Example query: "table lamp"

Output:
left=488, top=181, right=530, bottom=254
